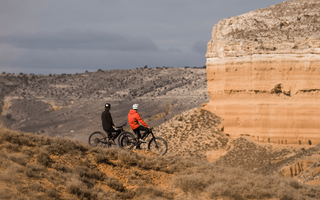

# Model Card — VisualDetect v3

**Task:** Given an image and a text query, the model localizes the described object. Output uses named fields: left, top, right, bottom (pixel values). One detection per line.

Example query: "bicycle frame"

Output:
left=142, top=129, right=159, bottom=147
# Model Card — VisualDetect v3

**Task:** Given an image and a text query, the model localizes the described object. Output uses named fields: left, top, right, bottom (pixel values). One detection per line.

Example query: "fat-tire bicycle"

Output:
left=88, top=122, right=134, bottom=148
left=119, top=127, right=168, bottom=156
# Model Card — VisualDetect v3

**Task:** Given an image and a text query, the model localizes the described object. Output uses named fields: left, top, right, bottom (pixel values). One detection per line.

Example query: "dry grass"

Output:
left=173, top=164, right=320, bottom=200
left=1, top=123, right=320, bottom=199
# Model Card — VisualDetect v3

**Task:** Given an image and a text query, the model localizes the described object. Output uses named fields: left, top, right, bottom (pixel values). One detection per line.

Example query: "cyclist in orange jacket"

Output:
left=128, top=104, right=149, bottom=147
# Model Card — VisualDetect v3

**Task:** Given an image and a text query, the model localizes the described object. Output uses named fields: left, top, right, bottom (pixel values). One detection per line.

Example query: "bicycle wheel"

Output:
left=117, top=132, right=131, bottom=146
left=119, top=132, right=136, bottom=149
left=148, top=137, right=167, bottom=156
left=88, top=131, right=107, bottom=147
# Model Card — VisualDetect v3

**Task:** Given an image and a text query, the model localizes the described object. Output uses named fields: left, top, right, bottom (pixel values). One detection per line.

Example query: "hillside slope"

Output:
left=1, top=124, right=320, bottom=200
left=150, top=106, right=320, bottom=185
left=0, top=67, right=208, bottom=143
left=155, top=108, right=228, bottom=158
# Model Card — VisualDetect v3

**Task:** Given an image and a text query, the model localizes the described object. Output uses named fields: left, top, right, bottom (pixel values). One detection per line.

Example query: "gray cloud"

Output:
left=192, top=40, right=207, bottom=54
left=0, top=0, right=286, bottom=74
left=0, top=30, right=159, bottom=52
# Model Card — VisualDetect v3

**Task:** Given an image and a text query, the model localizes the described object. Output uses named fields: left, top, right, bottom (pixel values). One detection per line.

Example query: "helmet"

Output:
left=133, top=104, right=139, bottom=110
left=105, top=103, right=111, bottom=109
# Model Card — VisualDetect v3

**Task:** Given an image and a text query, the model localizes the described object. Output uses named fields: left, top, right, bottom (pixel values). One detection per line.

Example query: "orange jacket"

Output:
left=128, top=109, right=149, bottom=130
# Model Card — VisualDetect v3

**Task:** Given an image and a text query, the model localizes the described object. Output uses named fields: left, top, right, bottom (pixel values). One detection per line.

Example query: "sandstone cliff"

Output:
left=205, top=0, right=320, bottom=145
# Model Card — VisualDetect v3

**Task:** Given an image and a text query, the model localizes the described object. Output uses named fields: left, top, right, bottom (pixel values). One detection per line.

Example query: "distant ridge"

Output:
left=0, top=67, right=208, bottom=143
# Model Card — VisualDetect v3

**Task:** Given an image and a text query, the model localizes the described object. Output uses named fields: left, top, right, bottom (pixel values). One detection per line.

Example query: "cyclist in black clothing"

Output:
left=101, top=103, right=120, bottom=144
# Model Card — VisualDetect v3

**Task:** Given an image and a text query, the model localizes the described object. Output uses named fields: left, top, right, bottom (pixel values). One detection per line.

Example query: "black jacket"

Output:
left=101, top=110, right=114, bottom=132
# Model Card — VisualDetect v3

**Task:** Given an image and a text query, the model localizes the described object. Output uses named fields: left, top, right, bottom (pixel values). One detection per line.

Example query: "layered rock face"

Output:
left=205, top=0, right=320, bottom=145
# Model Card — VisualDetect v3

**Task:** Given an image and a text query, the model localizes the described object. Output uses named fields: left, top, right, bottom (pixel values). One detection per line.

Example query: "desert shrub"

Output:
left=137, top=159, right=159, bottom=171
left=46, top=188, right=59, bottom=198
left=10, top=133, right=36, bottom=147
left=83, top=157, right=97, bottom=168
left=289, top=180, right=302, bottom=189
left=116, top=150, right=189, bottom=173
left=0, top=150, right=8, bottom=163
left=134, top=186, right=174, bottom=199
left=104, top=176, right=124, bottom=192
left=0, top=160, right=11, bottom=171
left=148, top=156, right=195, bottom=174
left=304, top=187, right=320, bottom=198
left=4, top=143, right=20, bottom=152
left=220, top=187, right=246, bottom=200
left=76, top=166, right=104, bottom=180
left=118, top=151, right=139, bottom=167
left=52, top=162, right=73, bottom=173
left=28, top=183, right=44, bottom=192
left=95, top=153, right=113, bottom=165
left=9, top=154, right=27, bottom=166
left=68, top=180, right=95, bottom=199
left=0, top=164, right=24, bottom=184
left=47, top=170, right=70, bottom=187
left=80, top=177, right=95, bottom=189
left=0, top=170, right=17, bottom=183
left=46, top=137, right=88, bottom=155
left=37, top=150, right=52, bottom=166
left=241, top=187, right=273, bottom=199
left=39, top=136, right=51, bottom=146
left=25, top=193, right=45, bottom=200
left=117, top=190, right=135, bottom=200
left=0, top=126, right=40, bottom=147
left=161, top=163, right=183, bottom=174
left=279, top=193, right=295, bottom=200
left=104, top=148, right=123, bottom=160
left=21, top=147, right=34, bottom=157
left=25, top=163, right=46, bottom=178
left=16, top=185, right=29, bottom=195
left=46, top=138, right=74, bottom=155
left=0, top=188, right=19, bottom=200
left=67, top=179, right=82, bottom=195
left=0, top=128, right=14, bottom=142
left=89, top=146, right=104, bottom=154
left=174, top=173, right=215, bottom=194
left=98, top=190, right=134, bottom=200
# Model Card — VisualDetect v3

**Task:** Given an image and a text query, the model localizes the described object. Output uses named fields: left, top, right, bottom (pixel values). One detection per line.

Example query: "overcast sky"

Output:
left=0, top=0, right=285, bottom=75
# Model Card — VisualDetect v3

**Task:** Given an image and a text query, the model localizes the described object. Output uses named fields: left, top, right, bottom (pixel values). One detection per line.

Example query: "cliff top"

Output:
left=207, top=0, right=320, bottom=58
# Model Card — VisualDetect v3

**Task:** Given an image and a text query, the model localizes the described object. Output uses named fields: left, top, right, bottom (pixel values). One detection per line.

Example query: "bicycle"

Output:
left=119, top=127, right=168, bottom=156
left=88, top=122, right=134, bottom=148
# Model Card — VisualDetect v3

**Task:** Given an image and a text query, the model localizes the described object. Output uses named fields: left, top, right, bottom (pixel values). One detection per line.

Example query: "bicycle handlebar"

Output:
left=116, top=122, right=127, bottom=129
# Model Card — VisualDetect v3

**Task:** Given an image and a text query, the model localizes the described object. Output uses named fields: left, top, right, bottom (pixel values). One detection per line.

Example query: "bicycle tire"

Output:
left=117, top=131, right=128, bottom=146
left=148, top=137, right=167, bottom=156
left=119, top=132, right=136, bottom=149
left=88, top=131, right=107, bottom=148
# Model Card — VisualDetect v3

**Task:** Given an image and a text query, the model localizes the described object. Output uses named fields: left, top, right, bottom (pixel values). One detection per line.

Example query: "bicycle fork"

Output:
left=150, top=132, right=159, bottom=148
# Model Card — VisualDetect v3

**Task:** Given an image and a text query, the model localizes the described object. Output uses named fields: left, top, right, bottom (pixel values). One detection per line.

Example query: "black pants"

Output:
left=104, top=129, right=121, bottom=139
left=133, top=126, right=148, bottom=139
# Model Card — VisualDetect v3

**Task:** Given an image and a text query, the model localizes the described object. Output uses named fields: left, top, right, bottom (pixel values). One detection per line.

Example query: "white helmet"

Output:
left=133, top=104, right=139, bottom=110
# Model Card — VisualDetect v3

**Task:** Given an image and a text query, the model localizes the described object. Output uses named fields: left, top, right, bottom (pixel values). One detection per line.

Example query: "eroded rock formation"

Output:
left=205, top=0, right=320, bottom=145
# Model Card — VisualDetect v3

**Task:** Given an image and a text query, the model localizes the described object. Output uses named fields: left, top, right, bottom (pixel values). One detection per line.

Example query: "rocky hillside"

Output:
left=215, top=137, right=320, bottom=185
left=155, top=108, right=228, bottom=158
left=0, top=67, right=208, bottom=143
left=151, top=106, right=320, bottom=185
